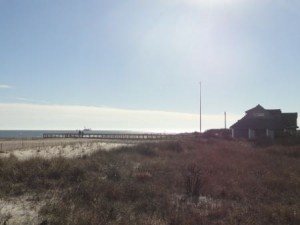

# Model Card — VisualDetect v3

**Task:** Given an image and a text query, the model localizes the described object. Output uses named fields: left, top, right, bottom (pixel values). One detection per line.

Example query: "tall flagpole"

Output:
left=199, top=82, right=202, bottom=133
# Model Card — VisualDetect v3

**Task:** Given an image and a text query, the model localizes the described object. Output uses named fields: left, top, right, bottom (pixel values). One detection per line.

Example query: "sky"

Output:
left=0, top=0, right=299, bottom=132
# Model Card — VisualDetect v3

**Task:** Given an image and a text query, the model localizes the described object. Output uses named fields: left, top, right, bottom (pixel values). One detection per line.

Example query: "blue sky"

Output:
left=0, top=0, right=299, bottom=131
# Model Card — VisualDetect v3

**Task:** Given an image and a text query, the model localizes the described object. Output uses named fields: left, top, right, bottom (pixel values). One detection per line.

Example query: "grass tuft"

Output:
left=184, top=163, right=202, bottom=197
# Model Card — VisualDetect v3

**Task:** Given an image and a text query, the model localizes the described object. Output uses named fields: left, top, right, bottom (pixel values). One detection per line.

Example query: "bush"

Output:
left=105, top=165, right=121, bottom=181
left=184, top=163, right=202, bottom=197
left=136, top=144, right=158, bottom=157
left=252, top=137, right=274, bottom=147
left=162, top=141, right=183, bottom=153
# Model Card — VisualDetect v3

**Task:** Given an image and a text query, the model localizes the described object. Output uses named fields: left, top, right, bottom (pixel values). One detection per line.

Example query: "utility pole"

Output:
left=224, top=111, right=227, bottom=129
left=199, top=82, right=202, bottom=133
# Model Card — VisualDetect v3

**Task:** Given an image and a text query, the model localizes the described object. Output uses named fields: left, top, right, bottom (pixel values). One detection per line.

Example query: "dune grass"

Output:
left=0, top=137, right=299, bottom=224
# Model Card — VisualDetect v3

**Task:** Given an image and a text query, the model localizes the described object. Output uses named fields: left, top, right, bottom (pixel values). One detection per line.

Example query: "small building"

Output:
left=230, top=104, right=298, bottom=139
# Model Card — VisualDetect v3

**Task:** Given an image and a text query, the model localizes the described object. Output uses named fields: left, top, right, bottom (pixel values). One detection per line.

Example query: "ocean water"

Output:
left=0, top=130, right=138, bottom=139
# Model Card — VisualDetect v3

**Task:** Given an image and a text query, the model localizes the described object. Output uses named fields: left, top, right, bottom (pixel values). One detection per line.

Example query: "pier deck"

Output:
left=43, top=132, right=175, bottom=140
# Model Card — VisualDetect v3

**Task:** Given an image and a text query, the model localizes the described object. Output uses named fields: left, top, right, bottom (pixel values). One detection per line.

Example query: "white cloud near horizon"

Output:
left=0, top=84, right=13, bottom=89
left=0, top=103, right=240, bottom=132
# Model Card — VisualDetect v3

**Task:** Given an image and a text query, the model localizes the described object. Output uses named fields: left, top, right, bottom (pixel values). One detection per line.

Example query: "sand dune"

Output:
left=0, top=138, right=132, bottom=160
left=0, top=138, right=133, bottom=224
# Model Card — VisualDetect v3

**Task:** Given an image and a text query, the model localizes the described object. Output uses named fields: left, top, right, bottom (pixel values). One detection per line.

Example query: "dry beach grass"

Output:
left=0, top=135, right=299, bottom=224
left=0, top=138, right=132, bottom=160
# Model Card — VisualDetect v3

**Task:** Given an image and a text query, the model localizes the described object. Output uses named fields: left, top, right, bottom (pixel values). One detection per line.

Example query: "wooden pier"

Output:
left=43, top=132, right=175, bottom=140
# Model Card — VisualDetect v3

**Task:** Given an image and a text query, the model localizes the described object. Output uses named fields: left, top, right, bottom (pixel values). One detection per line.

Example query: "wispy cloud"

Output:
left=0, top=84, right=13, bottom=89
left=0, top=103, right=241, bottom=131
left=13, top=97, right=48, bottom=104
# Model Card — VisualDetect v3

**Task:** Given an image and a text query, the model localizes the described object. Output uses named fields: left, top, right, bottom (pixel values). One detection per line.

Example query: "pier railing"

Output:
left=43, top=132, right=175, bottom=140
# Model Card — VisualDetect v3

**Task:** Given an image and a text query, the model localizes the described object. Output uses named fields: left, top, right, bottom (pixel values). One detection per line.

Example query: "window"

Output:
left=254, top=113, right=265, bottom=117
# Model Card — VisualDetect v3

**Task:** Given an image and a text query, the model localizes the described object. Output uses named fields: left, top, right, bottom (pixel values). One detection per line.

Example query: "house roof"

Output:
left=246, top=104, right=282, bottom=116
left=230, top=105, right=298, bottom=130
left=231, top=118, right=285, bottom=130
left=268, top=109, right=282, bottom=117
left=245, top=104, right=265, bottom=113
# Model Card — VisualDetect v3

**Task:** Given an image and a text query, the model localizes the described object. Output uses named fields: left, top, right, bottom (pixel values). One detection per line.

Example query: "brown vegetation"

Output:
left=0, top=136, right=299, bottom=224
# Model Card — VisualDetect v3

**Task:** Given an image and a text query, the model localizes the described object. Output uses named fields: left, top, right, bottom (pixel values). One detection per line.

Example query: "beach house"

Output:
left=230, top=105, right=298, bottom=139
